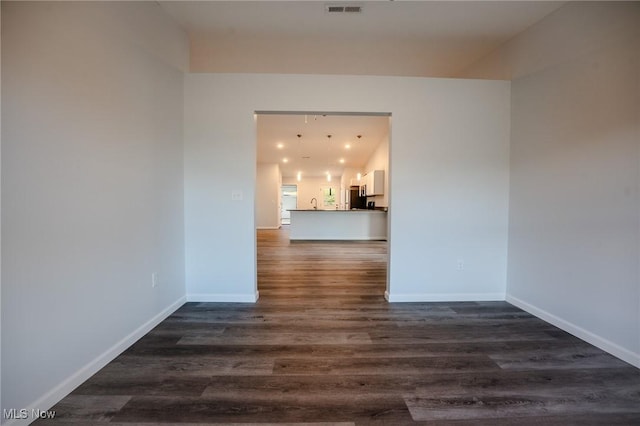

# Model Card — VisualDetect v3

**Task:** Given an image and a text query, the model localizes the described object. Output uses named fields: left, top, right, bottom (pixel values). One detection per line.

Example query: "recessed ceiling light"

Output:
left=345, top=144, right=351, bottom=149
left=339, top=158, right=345, bottom=164
left=283, top=158, right=288, bottom=163
left=277, top=143, right=284, bottom=149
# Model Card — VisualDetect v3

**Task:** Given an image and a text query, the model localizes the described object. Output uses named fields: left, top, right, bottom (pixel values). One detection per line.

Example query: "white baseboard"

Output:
left=385, top=291, right=505, bottom=303
left=3, top=296, right=186, bottom=426
left=506, top=294, right=640, bottom=368
left=187, top=291, right=259, bottom=303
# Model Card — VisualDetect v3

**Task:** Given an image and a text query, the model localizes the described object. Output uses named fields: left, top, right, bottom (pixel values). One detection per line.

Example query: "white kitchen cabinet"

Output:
left=363, top=170, right=384, bottom=196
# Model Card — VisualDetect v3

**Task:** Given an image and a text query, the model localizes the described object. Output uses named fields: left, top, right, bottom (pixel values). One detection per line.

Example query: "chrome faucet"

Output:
left=311, top=198, right=318, bottom=210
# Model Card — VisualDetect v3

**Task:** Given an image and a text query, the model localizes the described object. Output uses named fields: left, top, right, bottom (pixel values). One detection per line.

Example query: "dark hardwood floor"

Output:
left=39, top=228, right=640, bottom=425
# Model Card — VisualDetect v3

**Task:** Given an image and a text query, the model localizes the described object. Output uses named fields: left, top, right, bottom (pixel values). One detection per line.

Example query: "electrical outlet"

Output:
left=231, top=190, right=243, bottom=201
left=151, top=272, right=158, bottom=288
left=456, top=259, right=464, bottom=271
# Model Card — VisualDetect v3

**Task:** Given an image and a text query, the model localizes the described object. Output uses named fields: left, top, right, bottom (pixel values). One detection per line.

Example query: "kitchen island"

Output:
left=289, top=209, right=387, bottom=241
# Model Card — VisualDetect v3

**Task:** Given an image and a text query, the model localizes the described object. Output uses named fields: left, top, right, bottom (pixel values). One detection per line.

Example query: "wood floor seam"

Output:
left=37, top=228, right=640, bottom=425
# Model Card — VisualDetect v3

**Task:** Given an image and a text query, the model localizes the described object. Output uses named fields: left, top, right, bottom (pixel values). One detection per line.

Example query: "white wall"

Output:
left=255, top=163, right=281, bottom=229
left=184, top=74, right=510, bottom=304
left=341, top=167, right=362, bottom=188
left=283, top=176, right=340, bottom=211
left=190, top=32, right=473, bottom=78
left=462, top=2, right=640, bottom=367
left=1, top=2, right=188, bottom=421
left=364, top=131, right=390, bottom=208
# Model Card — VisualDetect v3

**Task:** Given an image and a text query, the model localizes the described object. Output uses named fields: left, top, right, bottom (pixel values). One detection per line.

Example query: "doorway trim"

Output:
left=255, top=110, right=392, bottom=301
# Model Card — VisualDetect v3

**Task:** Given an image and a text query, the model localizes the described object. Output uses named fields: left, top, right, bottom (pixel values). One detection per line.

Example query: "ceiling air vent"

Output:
left=325, top=4, right=362, bottom=14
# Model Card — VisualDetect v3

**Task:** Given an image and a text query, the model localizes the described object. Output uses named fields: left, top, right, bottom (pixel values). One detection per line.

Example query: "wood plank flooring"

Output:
left=38, top=228, right=640, bottom=425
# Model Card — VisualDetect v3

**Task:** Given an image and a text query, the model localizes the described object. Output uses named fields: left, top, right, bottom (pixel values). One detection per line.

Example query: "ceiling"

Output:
left=159, top=1, right=564, bottom=76
left=159, top=1, right=564, bottom=179
left=159, top=1, right=563, bottom=42
left=256, top=113, right=389, bottom=178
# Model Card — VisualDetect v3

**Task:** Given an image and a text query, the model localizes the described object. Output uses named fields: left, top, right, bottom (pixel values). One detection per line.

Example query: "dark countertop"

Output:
left=289, top=209, right=387, bottom=212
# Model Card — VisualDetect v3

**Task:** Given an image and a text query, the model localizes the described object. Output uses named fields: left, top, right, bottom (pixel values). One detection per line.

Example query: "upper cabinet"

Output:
left=362, top=170, right=384, bottom=196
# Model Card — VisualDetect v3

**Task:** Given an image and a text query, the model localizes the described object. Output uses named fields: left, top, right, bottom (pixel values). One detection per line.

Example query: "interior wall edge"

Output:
left=507, top=294, right=640, bottom=369
left=6, top=296, right=186, bottom=426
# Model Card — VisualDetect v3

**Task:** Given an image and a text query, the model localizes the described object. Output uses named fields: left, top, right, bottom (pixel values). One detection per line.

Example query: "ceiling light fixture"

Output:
left=283, top=158, right=288, bottom=163
left=326, top=134, right=332, bottom=183
left=277, top=143, right=284, bottom=149
left=345, top=144, right=351, bottom=149
left=339, top=158, right=345, bottom=164
left=295, top=134, right=302, bottom=180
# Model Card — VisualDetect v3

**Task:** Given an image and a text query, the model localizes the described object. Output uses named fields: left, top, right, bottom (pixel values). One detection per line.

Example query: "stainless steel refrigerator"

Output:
left=349, top=186, right=366, bottom=210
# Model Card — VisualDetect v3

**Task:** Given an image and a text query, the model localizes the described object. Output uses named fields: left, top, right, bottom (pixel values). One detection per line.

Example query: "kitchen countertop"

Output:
left=289, top=209, right=387, bottom=212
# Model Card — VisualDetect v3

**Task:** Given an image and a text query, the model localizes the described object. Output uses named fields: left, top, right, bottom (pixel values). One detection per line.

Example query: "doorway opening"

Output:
left=281, top=185, right=297, bottom=225
left=255, top=111, right=391, bottom=300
